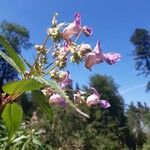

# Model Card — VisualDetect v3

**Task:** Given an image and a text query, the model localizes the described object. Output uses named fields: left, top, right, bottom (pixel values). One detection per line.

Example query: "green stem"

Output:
left=44, top=51, right=69, bottom=76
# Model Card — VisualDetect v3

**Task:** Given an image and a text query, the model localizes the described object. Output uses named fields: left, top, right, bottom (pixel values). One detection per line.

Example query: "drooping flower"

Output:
left=85, top=41, right=104, bottom=69
left=49, top=93, right=67, bottom=107
left=63, top=13, right=92, bottom=41
left=85, top=41, right=121, bottom=69
left=86, top=87, right=110, bottom=108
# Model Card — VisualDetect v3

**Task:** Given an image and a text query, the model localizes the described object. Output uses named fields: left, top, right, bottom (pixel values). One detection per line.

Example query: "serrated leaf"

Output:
left=0, top=35, right=26, bottom=73
left=2, top=79, right=44, bottom=95
left=32, top=90, right=53, bottom=120
left=33, top=76, right=89, bottom=118
left=0, top=51, right=23, bottom=74
left=1, top=103, right=23, bottom=141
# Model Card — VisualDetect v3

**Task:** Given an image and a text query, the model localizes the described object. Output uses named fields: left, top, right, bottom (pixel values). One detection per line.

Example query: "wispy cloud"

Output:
left=120, top=84, right=146, bottom=95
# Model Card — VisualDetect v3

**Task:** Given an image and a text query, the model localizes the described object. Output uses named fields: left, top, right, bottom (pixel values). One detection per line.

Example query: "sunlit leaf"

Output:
left=2, top=79, right=43, bottom=95
left=0, top=51, right=23, bottom=74
left=0, top=35, right=26, bottom=73
left=1, top=103, right=23, bottom=141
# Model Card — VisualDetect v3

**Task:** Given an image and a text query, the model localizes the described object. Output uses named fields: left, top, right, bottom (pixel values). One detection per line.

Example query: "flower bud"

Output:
left=35, top=45, right=46, bottom=53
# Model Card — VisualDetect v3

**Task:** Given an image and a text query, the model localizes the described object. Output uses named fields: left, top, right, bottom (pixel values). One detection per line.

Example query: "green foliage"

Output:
left=0, top=20, right=31, bottom=51
left=85, top=74, right=131, bottom=149
left=0, top=121, right=45, bottom=150
left=32, top=90, right=53, bottom=120
left=0, top=35, right=26, bottom=74
left=0, top=21, right=31, bottom=92
left=130, top=28, right=150, bottom=91
left=1, top=103, right=23, bottom=141
left=143, top=135, right=150, bottom=150
left=127, top=102, right=149, bottom=149
left=0, top=50, right=23, bottom=75
left=2, top=79, right=43, bottom=95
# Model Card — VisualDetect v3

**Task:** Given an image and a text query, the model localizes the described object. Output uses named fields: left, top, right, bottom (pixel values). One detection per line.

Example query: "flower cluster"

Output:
left=35, top=13, right=121, bottom=110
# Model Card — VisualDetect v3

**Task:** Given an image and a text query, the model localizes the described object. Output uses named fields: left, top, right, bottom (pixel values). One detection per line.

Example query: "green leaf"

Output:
left=0, top=35, right=26, bottom=73
left=1, top=103, right=23, bottom=141
left=33, top=76, right=89, bottom=118
left=0, top=51, right=23, bottom=74
left=32, top=90, right=53, bottom=120
left=12, top=135, right=28, bottom=143
left=32, top=136, right=44, bottom=150
left=2, top=79, right=44, bottom=95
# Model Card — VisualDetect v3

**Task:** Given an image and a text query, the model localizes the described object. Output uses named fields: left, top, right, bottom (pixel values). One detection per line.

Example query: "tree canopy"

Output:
left=130, top=28, right=150, bottom=91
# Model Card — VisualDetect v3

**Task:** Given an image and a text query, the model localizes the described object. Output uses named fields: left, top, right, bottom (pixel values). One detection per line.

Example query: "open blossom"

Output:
left=86, top=87, right=110, bottom=108
left=85, top=41, right=121, bottom=69
left=59, top=71, right=72, bottom=89
left=63, top=13, right=92, bottom=41
left=49, top=93, right=67, bottom=107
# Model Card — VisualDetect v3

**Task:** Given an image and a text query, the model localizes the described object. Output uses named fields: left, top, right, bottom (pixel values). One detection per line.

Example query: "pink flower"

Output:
left=86, top=94, right=100, bottom=107
left=59, top=71, right=72, bottom=89
left=86, top=87, right=110, bottom=108
left=49, top=93, right=67, bottom=107
left=85, top=41, right=121, bottom=69
left=63, top=13, right=92, bottom=41
left=85, top=41, right=105, bottom=69
left=103, top=53, right=121, bottom=65
left=99, top=100, right=111, bottom=108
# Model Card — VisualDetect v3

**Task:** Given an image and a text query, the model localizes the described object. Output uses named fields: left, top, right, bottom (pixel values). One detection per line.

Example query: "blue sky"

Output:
left=0, top=0, right=150, bottom=105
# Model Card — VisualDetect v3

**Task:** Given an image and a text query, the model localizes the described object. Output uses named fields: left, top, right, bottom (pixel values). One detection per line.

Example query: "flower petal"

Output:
left=49, top=94, right=67, bottom=107
left=75, top=13, right=81, bottom=26
left=99, top=100, right=110, bottom=108
left=90, top=87, right=100, bottom=97
left=83, top=26, right=93, bottom=37
left=104, top=53, right=121, bottom=65
left=86, top=94, right=100, bottom=107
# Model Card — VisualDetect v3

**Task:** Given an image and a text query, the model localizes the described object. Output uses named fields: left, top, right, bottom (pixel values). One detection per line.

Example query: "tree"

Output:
left=83, top=74, right=133, bottom=150
left=130, top=28, right=150, bottom=91
left=0, top=20, right=31, bottom=92
left=127, top=102, right=149, bottom=149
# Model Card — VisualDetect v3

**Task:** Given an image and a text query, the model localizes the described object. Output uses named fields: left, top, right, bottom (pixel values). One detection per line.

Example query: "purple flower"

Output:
left=86, top=94, right=100, bottom=107
left=99, top=100, right=111, bottom=108
left=86, top=87, right=110, bottom=108
left=85, top=41, right=105, bottom=69
left=49, top=93, right=67, bottom=107
left=103, top=53, right=121, bottom=65
left=63, top=13, right=92, bottom=41
left=85, top=41, right=121, bottom=69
